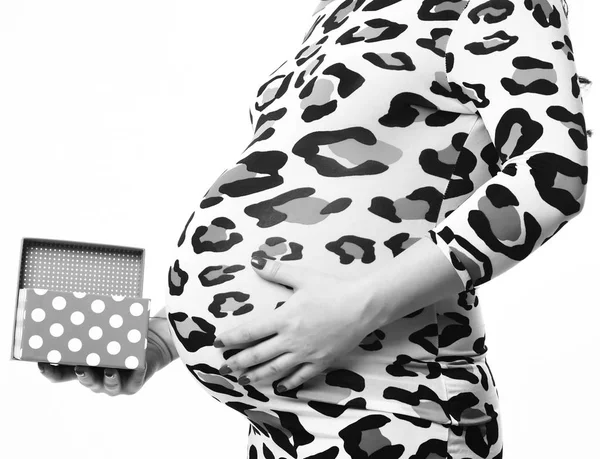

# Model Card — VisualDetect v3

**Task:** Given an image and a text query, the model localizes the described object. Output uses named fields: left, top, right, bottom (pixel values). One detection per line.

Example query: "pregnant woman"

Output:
left=40, top=0, right=591, bottom=457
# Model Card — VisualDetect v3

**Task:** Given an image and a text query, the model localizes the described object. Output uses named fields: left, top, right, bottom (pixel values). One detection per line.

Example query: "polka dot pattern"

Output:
left=89, top=326, right=103, bottom=340
left=17, top=288, right=150, bottom=370
left=125, top=356, right=139, bottom=369
left=130, top=302, right=143, bottom=317
left=127, top=329, right=141, bottom=343
left=47, top=350, right=61, bottom=363
left=31, top=308, right=45, bottom=322
left=91, top=299, right=105, bottom=313
left=86, top=353, right=100, bottom=366
left=109, top=314, right=123, bottom=328
left=49, top=323, right=64, bottom=337
left=29, top=335, right=43, bottom=349
left=68, top=338, right=82, bottom=352
left=107, top=341, right=121, bottom=355
left=52, top=296, right=66, bottom=310
left=71, top=311, right=85, bottom=325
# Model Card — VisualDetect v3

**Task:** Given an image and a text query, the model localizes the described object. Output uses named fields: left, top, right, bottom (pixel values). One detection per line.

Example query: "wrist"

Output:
left=355, top=237, right=468, bottom=329
left=353, top=247, right=425, bottom=330
left=148, top=315, right=179, bottom=363
left=145, top=341, right=168, bottom=377
left=147, top=327, right=175, bottom=365
left=352, top=274, right=392, bottom=332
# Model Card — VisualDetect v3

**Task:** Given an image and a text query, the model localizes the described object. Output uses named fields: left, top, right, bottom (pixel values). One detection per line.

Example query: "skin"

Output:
left=37, top=340, right=168, bottom=396
left=36, top=237, right=462, bottom=396
left=215, top=236, right=465, bottom=392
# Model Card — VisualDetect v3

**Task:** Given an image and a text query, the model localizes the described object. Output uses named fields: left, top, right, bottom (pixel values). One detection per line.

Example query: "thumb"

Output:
left=250, top=254, right=309, bottom=290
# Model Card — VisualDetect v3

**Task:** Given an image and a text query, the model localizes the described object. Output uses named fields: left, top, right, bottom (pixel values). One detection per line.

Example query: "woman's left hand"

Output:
left=213, top=254, right=384, bottom=392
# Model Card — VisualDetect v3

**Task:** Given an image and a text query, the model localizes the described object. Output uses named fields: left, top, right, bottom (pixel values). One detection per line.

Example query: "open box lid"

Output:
left=10, top=237, right=146, bottom=362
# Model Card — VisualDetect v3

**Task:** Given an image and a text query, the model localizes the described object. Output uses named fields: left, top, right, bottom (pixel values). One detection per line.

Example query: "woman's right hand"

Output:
left=37, top=340, right=168, bottom=396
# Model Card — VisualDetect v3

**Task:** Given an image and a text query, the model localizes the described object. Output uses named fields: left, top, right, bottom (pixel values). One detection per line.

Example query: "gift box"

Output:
left=10, top=237, right=151, bottom=370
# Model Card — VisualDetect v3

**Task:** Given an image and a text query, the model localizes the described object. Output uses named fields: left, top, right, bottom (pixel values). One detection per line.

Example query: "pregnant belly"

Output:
left=161, top=159, right=498, bottom=427
left=163, top=150, right=447, bottom=383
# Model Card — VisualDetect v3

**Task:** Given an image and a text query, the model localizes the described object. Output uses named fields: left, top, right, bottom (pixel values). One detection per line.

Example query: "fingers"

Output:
left=276, top=362, right=326, bottom=392
left=102, top=368, right=121, bottom=395
left=123, top=361, right=147, bottom=393
left=221, top=334, right=287, bottom=375
left=42, top=361, right=149, bottom=396
left=76, top=366, right=126, bottom=395
left=74, top=365, right=102, bottom=391
left=238, top=352, right=299, bottom=387
left=215, top=320, right=280, bottom=348
left=38, top=362, right=78, bottom=383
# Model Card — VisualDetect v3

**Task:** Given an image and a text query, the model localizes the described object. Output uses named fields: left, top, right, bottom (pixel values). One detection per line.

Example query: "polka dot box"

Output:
left=10, top=237, right=150, bottom=370
left=13, top=289, right=150, bottom=369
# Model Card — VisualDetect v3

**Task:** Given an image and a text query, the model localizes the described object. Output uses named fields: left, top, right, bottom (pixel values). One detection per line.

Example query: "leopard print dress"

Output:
left=162, top=1, right=588, bottom=457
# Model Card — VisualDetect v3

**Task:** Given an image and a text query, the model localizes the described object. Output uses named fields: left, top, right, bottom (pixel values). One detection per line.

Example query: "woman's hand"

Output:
left=37, top=340, right=167, bottom=396
left=213, top=255, right=383, bottom=392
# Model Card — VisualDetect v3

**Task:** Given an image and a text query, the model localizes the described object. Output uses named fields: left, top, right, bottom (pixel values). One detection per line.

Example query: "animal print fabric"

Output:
left=163, top=0, right=586, bottom=454
left=427, top=0, right=588, bottom=291
left=245, top=400, right=503, bottom=458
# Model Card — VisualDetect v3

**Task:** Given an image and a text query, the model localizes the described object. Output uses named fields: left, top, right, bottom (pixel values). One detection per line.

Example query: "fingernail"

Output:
left=219, top=365, right=232, bottom=375
left=39, top=366, right=45, bottom=374
left=251, top=255, right=266, bottom=270
left=276, top=384, right=287, bottom=392
left=213, top=338, right=224, bottom=348
left=105, top=369, right=115, bottom=378
left=75, top=368, right=85, bottom=377
left=238, top=375, right=250, bottom=385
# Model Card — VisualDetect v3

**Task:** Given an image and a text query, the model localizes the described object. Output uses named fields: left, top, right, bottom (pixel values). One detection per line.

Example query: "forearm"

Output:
left=362, top=237, right=466, bottom=330
left=147, top=306, right=179, bottom=371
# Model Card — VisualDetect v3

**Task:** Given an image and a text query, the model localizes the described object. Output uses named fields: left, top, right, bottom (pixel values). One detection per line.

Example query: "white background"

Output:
left=1, top=1, right=597, bottom=457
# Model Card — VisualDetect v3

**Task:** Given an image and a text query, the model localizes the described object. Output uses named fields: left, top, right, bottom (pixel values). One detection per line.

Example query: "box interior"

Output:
left=18, top=239, right=144, bottom=297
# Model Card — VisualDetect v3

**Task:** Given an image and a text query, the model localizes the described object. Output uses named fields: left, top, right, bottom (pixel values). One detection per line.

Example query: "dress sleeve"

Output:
left=427, top=0, right=589, bottom=291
